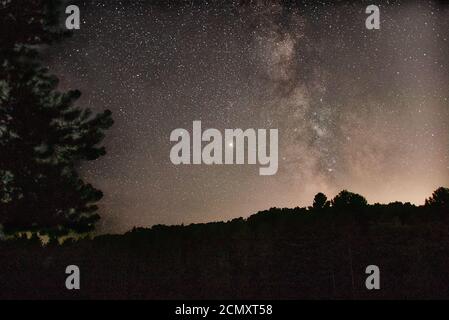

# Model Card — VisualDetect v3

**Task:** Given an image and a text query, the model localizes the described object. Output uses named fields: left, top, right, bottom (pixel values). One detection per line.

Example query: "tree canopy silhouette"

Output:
left=312, top=192, right=329, bottom=210
left=331, top=190, right=368, bottom=211
left=425, top=187, right=449, bottom=209
left=0, top=0, right=113, bottom=236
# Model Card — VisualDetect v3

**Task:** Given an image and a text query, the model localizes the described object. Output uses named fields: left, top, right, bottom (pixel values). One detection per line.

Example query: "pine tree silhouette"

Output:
left=0, top=0, right=113, bottom=236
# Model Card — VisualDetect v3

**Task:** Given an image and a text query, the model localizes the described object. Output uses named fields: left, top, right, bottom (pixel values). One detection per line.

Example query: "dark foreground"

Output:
left=1, top=199, right=449, bottom=300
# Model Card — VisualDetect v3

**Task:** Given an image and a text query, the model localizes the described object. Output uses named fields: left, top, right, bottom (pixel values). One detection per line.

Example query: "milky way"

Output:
left=47, top=0, right=449, bottom=233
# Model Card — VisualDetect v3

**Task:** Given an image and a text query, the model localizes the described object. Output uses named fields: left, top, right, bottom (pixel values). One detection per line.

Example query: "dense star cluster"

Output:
left=46, top=0, right=449, bottom=233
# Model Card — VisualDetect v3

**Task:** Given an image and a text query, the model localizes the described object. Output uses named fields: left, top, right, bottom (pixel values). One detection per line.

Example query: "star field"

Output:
left=47, top=0, right=449, bottom=233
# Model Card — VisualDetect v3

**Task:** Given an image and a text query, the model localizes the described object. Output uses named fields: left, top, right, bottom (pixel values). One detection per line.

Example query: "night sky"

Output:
left=46, top=0, right=449, bottom=233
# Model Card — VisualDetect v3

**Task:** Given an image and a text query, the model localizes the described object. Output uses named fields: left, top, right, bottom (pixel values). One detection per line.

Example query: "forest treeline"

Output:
left=1, top=188, right=449, bottom=300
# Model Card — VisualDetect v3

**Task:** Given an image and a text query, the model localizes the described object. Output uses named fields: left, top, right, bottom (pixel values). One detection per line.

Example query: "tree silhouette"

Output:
left=425, top=187, right=449, bottom=209
left=0, top=0, right=113, bottom=236
left=331, top=190, right=367, bottom=211
left=312, top=192, right=329, bottom=210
